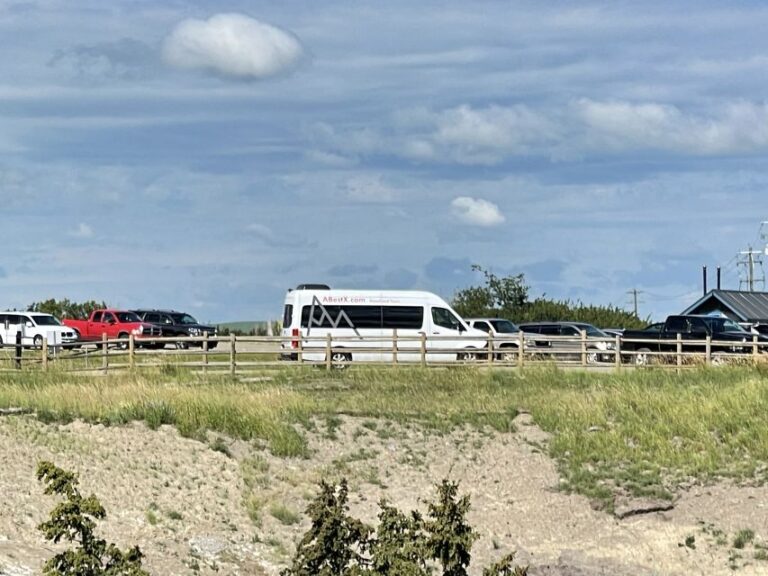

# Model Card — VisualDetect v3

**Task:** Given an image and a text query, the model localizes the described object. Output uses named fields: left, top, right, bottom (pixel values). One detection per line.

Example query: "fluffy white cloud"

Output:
left=163, top=13, right=304, bottom=79
left=450, top=197, right=505, bottom=227
left=575, top=98, right=768, bottom=155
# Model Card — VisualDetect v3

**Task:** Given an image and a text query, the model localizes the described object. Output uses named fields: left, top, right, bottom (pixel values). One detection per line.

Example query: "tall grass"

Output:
left=3, top=365, right=768, bottom=501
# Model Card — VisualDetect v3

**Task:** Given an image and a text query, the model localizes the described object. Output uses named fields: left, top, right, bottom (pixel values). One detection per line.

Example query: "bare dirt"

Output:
left=1, top=411, right=768, bottom=576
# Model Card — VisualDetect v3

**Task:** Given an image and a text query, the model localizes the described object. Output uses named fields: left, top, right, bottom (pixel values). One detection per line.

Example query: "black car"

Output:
left=132, top=310, right=218, bottom=349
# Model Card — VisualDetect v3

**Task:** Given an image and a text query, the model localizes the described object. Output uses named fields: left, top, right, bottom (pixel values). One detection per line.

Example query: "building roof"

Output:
left=682, top=289, right=768, bottom=323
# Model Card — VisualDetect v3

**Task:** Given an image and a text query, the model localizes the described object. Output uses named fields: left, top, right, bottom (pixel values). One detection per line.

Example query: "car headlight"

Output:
left=132, top=326, right=144, bottom=335
left=188, top=327, right=201, bottom=335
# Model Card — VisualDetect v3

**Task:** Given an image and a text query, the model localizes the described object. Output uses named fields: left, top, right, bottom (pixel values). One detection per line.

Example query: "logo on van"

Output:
left=307, top=296, right=361, bottom=337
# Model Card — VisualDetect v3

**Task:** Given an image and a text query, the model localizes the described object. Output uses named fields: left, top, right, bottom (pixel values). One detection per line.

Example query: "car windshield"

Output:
left=32, top=315, right=62, bottom=326
left=116, top=312, right=141, bottom=323
left=489, top=319, right=518, bottom=333
left=702, top=317, right=748, bottom=333
left=171, top=313, right=199, bottom=325
left=579, top=324, right=609, bottom=337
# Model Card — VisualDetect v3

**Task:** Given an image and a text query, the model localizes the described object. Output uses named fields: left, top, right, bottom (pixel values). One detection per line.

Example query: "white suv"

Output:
left=464, top=318, right=527, bottom=361
left=0, top=312, right=79, bottom=348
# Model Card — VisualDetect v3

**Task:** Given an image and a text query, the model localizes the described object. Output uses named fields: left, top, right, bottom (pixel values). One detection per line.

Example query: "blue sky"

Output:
left=3, top=0, right=768, bottom=322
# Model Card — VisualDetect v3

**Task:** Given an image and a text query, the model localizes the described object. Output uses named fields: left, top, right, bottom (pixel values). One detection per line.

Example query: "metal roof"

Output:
left=682, top=290, right=768, bottom=323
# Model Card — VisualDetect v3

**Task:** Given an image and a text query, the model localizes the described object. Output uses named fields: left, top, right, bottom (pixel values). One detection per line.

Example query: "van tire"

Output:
left=116, top=333, right=130, bottom=350
left=329, top=351, right=352, bottom=369
left=33, top=335, right=44, bottom=350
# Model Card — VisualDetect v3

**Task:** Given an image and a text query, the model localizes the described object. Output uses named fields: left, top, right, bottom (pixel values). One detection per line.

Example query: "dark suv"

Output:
left=518, top=321, right=614, bottom=363
left=132, top=310, right=218, bottom=349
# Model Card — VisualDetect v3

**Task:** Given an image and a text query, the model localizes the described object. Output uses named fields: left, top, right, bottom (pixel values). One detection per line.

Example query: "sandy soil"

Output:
left=1, top=411, right=768, bottom=576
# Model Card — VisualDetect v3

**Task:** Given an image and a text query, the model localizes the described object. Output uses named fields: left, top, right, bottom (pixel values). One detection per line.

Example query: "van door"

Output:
left=427, top=307, right=468, bottom=362
left=5, top=314, right=26, bottom=346
left=382, top=306, right=424, bottom=363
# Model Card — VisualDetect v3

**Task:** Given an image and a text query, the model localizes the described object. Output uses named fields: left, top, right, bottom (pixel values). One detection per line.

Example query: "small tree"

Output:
left=369, top=502, right=428, bottom=576
left=281, top=479, right=372, bottom=576
left=28, top=299, right=108, bottom=320
left=36, top=461, right=150, bottom=576
left=425, top=479, right=477, bottom=576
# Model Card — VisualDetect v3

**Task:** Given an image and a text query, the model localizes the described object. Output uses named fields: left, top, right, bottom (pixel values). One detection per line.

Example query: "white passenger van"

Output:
left=0, top=312, right=79, bottom=348
left=280, top=284, right=487, bottom=364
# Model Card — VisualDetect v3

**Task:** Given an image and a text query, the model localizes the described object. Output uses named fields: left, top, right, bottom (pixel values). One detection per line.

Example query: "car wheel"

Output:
left=586, top=350, right=600, bottom=364
left=458, top=349, right=478, bottom=362
left=116, top=333, right=129, bottom=350
left=33, top=335, right=44, bottom=350
left=711, top=352, right=728, bottom=366
left=498, top=346, right=517, bottom=362
left=635, top=347, right=652, bottom=366
left=175, top=339, right=188, bottom=350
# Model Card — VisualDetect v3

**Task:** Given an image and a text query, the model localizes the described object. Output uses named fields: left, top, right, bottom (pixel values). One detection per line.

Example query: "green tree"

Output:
left=28, top=298, right=108, bottom=320
left=369, top=502, right=428, bottom=576
left=425, top=479, right=477, bottom=576
left=36, top=461, right=150, bottom=576
left=452, top=265, right=647, bottom=329
left=280, top=479, right=372, bottom=576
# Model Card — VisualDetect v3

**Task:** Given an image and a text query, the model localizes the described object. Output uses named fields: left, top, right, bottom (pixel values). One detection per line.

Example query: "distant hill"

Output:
left=216, top=320, right=279, bottom=336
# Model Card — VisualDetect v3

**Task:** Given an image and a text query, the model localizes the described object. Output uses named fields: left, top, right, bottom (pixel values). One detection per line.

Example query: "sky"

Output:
left=2, top=0, right=768, bottom=323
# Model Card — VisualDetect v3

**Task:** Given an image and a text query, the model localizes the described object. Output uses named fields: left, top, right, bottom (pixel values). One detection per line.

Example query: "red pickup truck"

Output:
left=63, top=309, right=162, bottom=348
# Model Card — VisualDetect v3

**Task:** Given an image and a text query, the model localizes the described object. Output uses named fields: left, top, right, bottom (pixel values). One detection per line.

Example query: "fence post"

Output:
left=229, top=334, right=236, bottom=377
left=325, top=333, right=332, bottom=371
left=420, top=332, right=427, bottom=367
left=676, top=333, right=683, bottom=368
left=392, top=328, right=398, bottom=366
left=705, top=335, right=711, bottom=365
left=202, top=332, right=209, bottom=375
left=487, top=333, right=494, bottom=366
left=41, top=337, right=48, bottom=371
left=102, top=332, right=109, bottom=374
left=580, top=330, right=587, bottom=367
left=518, top=331, right=524, bottom=369
left=753, top=334, right=759, bottom=365
left=297, top=332, right=304, bottom=365
left=129, top=334, right=135, bottom=371
left=14, top=331, right=22, bottom=370
left=614, top=335, right=621, bottom=370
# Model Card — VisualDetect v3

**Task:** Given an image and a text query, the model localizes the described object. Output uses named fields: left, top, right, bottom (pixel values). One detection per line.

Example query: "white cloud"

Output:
left=163, top=13, right=304, bottom=79
left=450, top=197, right=505, bottom=227
left=70, top=223, right=93, bottom=238
left=575, top=98, right=768, bottom=155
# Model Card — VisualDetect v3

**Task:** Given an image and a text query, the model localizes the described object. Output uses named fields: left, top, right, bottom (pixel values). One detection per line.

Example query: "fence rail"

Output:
left=0, top=330, right=766, bottom=374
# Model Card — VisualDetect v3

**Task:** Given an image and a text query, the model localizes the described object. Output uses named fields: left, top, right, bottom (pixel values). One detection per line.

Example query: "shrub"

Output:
left=36, top=460, right=150, bottom=576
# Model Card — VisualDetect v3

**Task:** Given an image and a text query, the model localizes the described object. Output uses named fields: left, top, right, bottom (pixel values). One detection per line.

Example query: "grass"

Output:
left=4, top=365, right=768, bottom=504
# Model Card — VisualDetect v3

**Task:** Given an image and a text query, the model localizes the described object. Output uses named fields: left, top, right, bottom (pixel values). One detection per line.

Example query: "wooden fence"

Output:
left=1, top=330, right=766, bottom=374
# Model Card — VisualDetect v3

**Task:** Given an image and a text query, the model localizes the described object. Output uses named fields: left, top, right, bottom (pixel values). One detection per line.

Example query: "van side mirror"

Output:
left=25, top=321, right=33, bottom=328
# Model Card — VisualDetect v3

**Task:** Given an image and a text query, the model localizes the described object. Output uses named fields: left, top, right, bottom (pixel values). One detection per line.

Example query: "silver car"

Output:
left=518, top=321, right=615, bottom=363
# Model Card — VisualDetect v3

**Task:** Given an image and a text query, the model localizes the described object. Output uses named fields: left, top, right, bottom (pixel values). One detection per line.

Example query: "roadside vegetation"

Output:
left=3, top=365, right=768, bottom=506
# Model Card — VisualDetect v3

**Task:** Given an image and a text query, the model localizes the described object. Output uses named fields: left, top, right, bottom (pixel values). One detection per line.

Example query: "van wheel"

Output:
left=33, top=335, right=44, bottom=350
left=586, top=350, right=599, bottom=364
left=330, top=351, right=351, bottom=369
left=635, top=348, right=652, bottom=366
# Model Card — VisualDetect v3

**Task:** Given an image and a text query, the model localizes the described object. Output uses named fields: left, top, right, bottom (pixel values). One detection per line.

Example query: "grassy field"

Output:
left=2, top=365, right=768, bottom=506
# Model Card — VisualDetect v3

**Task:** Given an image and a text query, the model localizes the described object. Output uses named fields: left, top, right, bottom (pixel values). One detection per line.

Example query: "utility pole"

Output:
left=738, top=246, right=765, bottom=292
left=626, top=289, right=643, bottom=317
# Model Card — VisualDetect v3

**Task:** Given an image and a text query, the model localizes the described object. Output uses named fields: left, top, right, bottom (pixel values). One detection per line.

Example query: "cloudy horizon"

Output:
left=2, top=1, right=768, bottom=322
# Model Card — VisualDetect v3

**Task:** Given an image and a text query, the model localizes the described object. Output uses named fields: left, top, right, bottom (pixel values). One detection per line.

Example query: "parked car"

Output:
left=518, top=321, right=615, bottom=363
left=132, top=310, right=218, bottom=349
left=0, top=312, right=79, bottom=348
left=62, top=309, right=161, bottom=349
left=621, top=314, right=768, bottom=365
left=464, top=318, right=527, bottom=361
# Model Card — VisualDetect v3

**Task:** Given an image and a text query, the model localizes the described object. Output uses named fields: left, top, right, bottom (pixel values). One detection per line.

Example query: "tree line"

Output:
left=451, top=265, right=648, bottom=329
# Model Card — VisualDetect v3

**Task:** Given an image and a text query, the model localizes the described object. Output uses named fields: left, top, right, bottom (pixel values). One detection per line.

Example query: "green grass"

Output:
left=4, top=365, right=768, bottom=504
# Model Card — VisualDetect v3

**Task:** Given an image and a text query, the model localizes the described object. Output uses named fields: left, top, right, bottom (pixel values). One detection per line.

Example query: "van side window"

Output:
left=432, top=308, right=462, bottom=330
left=382, top=307, right=423, bottom=329
left=283, top=305, right=293, bottom=328
left=301, top=305, right=381, bottom=329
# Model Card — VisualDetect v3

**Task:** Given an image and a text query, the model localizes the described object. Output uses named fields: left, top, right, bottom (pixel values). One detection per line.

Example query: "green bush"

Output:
left=281, top=478, right=527, bottom=576
left=36, top=461, right=150, bottom=576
